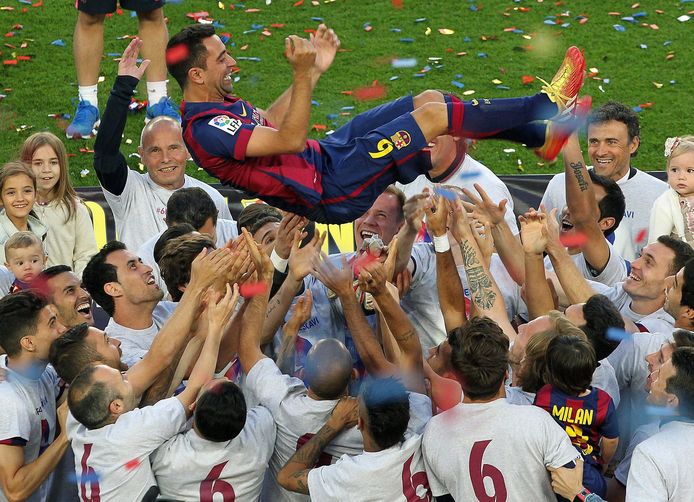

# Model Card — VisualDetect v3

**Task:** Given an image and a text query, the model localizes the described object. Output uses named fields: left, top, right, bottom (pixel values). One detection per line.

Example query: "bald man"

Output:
left=237, top=251, right=364, bottom=502
left=93, top=52, right=233, bottom=250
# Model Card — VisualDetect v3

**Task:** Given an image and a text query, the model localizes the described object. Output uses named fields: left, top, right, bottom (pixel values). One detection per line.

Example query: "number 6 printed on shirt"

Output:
left=469, top=439, right=508, bottom=502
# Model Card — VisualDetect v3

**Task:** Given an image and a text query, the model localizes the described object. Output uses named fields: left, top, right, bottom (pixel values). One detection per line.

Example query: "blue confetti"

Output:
left=560, top=22, right=571, bottom=28
left=311, top=17, right=324, bottom=22
left=390, top=28, right=402, bottom=33
left=412, top=73, right=427, bottom=78
left=220, top=35, right=230, bottom=44
left=389, top=76, right=399, bottom=81
left=434, top=187, right=459, bottom=200
left=451, top=80, right=465, bottom=89
left=621, top=16, right=636, bottom=23
left=251, top=23, right=265, bottom=30
left=513, top=29, right=524, bottom=34
left=603, top=78, right=610, bottom=84
left=464, top=37, right=471, bottom=43
left=496, top=85, right=511, bottom=90
left=236, top=57, right=262, bottom=62
left=470, top=5, right=478, bottom=11
left=326, top=114, right=338, bottom=120
left=415, top=18, right=427, bottom=23
left=644, top=405, right=678, bottom=416
left=69, top=471, right=100, bottom=484
left=391, top=58, right=417, bottom=68
left=633, top=11, right=648, bottom=18
left=613, top=24, right=626, bottom=32
left=340, top=106, right=355, bottom=111
left=606, top=328, right=632, bottom=342
left=663, top=40, right=673, bottom=46
left=311, top=100, right=320, bottom=106
left=51, top=39, right=65, bottom=47
left=400, top=38, right=415, bottom=43
left=477, top=52, right=488, bottom=58
left=456, top=170, right=481, bottom=180
left=633, top=106, right=642, bottom=113
left=242, top=29, right=257, bottom=35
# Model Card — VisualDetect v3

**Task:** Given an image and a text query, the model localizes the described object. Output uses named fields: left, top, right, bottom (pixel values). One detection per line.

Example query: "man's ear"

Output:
left=103, top=281, right=122, bottom=299
left=350, top=368, right=359, bottom=381
left=628, top=135, right=640, bottom=156
left=682, top=307, right=694, bottom=323
left=357, top=415, right=364, bottom=432
left=188, top=67, right=205, bottom=86
left=667, top=393, right=679, bottom=409
left=109, top=398, right=125, bottom=416
left=19, top=335, right=35, bottom=353
left=598, top=217, right=616, bottom=233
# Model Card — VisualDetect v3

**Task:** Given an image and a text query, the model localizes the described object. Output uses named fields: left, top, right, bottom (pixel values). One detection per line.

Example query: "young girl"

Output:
left=649, top=136, right=694, bottom=246
left=0, top=161, right=47, bottom=264
left=20, top=132, right=97, bottom=276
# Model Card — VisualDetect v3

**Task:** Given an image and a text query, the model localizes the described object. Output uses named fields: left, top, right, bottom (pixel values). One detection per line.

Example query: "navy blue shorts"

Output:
left=317, top=96, right=431, bottom=223
left=76, top=0, right=164, bottom=14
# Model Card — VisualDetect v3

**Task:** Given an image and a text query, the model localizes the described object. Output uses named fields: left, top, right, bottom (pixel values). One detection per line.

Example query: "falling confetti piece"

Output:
left=124, top=459, right=141, bottom=471
left=165, top=44, right=189, bottom=66
left=434, top=187, right=458, bottom=200
left=451, top=80, right=465, bottom=89
left=559, top=231, right=589, bottom=248
left=430, top=376, right=462, bottom=411
left=503, top=148, right=516, bottom=153
left=635, top=228, right=648, bottom=243
left=80, top=169, right=90, bottom=178
left=438, top=28, right=455, bottom=35
left=644, top=405, right=678, bottom=416
left=677, top=15, right=691, bottom=22
left=462, top=90, right=475, bottom=95
left=606, top=327, right=632, bottom=342
left=240, top=282, right=269, bottom=298
left=424, top=27, right=431, bottom=36
left=613, top=24, right=626, bottom=31
left=521, top=75, right=534, bottom=85
left=391, top=0, right=403, bottom=9
left=353, top=251, right=379, bottom=276
left=391, top=58, right=417, bottom=68
left=491, top=79, right=502, bottom=85
left=354, top=82, right=386, bottom=101
left=653, top=82, right=663, bottom=88
left=400, top=38, right=414, bottom=43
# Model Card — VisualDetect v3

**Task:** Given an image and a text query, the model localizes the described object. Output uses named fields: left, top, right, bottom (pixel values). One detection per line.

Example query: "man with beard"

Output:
left=36, top=265, right=104, bottom=329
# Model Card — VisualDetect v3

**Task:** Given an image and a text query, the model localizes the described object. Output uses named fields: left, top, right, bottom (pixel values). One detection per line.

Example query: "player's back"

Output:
left=151, top=406, right=276, bottom=501
left=422, top=399, right=579, bottom=501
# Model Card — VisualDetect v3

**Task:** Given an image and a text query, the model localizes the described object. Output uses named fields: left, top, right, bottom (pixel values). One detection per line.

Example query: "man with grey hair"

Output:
left=93, top=40, right=232, bottom=251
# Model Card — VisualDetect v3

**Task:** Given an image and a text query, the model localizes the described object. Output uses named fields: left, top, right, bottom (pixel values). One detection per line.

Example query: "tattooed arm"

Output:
left=449, top=199, right=517, bottom=342
left=278, top=397, right=359, bottom=494
left=564, top=134, right=613, bottom=274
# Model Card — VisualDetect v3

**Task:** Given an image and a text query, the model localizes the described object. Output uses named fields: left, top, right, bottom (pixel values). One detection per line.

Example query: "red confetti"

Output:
left=239, top=282, right=269, bottom=298
left=353, top=252, right=379, bottom=276
left=271, top=23, right=285, bottom=28
left=311, top=124, right=327, bottom=131
left=17, top=56, right=30, bottom=61
left=354, top=81, right=386, bottom=101
left=292, top=0, right=304, bottom=6
left=124, top=459, right=140, bottom=470
left=430, top=375, right=462, bottom=411
left=635, top=228, right=648, bottom=244
left=3, top=60, right=17, bottom=66
left=559, top=231, right=589, bottom=248
left=166, top=44, right=189, bottom=66
left=392, top=0, right=404, bottom=8
left=521, top=75, right=534, bottom=85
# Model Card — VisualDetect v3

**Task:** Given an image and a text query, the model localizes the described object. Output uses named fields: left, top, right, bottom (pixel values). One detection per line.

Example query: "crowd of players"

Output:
left=1, top=5, right=694, bottom=502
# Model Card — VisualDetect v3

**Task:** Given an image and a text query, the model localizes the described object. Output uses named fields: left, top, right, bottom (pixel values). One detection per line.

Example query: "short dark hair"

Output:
left=588, top=101, right=640, bottom=157
left=49, top=323, right=101, bottom=384
left=546, top=335, right=597, bottom=395
left=581, top=294, right=623, bottom=360
left=588, top=170, right=625, bottom=236
left=154, top=223, right=196, bottom=265
left=194, top=380, right=247, bottom=442
left=167, top=24, right=217, bottom=90
left=68, top=365, right=118, bottom=429
left=666, top=347, right=694, bottom=419
left=680, top=259, right=694, bottom=310
left=448, top=317, right=509, bottom=399
left=0, top=291, right=48, bottom=357
left=82, top=241, right=127, bottom=317
left=159, top=234, right=215, bottom=301
left=167, top=188, right=218, bottom=230
left=657, top=236, right=694, bottom=276
left=236, top=203, right=282, bottom=236
left=360, top=377, right=409, bottom=450
left=39, top=265, right=73, bottom=280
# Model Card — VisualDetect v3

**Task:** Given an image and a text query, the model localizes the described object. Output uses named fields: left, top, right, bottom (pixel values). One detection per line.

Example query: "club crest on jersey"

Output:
left=208, top=115, right=242, bottom=135
left=390, top=130, right=411, bottom=150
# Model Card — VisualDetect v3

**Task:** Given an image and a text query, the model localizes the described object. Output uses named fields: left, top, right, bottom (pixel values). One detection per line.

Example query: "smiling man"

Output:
left=93, top=40, right=232, bottom=252
left=541, top=101, right=667, bottom=261
left=37, top=265, right=96, bottom=328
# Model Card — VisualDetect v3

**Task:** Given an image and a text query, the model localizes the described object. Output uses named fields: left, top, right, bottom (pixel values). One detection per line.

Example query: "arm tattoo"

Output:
left=570, top=161, right=589, bottom=192
left=393, top=329, right=416, bottom=342
left=460, top=241, right=497, bottom=310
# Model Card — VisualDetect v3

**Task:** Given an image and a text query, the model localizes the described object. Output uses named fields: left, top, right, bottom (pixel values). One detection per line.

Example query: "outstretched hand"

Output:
left=311, top=23, right=340, bottom=75
left=118, top=37, right=150, bottom=80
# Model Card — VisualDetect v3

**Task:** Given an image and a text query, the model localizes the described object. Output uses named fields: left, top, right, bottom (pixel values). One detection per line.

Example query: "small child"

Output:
left=533, top=335, right=619, bottom=499
left=0, top=161, right=47, bottom=264
left=648, top=136, right=694, bottom=246
left=4, top=231, right=47, bottom=293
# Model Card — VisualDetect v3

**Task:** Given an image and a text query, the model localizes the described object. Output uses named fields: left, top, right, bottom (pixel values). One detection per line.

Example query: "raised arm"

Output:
left=519, top=209, right=556, bottom=319
left=261, top=24, right=339, bottom=126
left=245, top=36, right=317, bottom=157
left=394, top=193, right=430, bottom=275
left=126, top=248, right=233, bottom=397
left=425, top=194, right=467, bottom=332
left=93, top=38, right=150, bottom=195
left=278, top=396, right=358, bottom=495
left=0, top=402, right=69, bottom=502
left=238, top=229, right=276, bottom=375
left=450, top=199, right=516, bottom=342
left=359, top=261, right=426, bottom=394
left=311, top=254, right=395, bottom=376
left=563, top=134, right=612, bottom=273
left=463, top=184, right=525, bottom=285
left=176, top=284, right=239, bottom=411
left=277, top=290, right=313, bottom=375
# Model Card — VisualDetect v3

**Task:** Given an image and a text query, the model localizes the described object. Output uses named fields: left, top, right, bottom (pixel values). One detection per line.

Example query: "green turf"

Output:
left=0, top=0, right=692, bottom=187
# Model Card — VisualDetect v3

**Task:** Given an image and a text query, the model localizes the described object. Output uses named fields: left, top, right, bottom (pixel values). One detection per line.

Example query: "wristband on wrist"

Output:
left=573, top=487, right=592, bottom=502
left=432, top=234, right=451, bottom=253
left=270, top=248, right=288, bottom=273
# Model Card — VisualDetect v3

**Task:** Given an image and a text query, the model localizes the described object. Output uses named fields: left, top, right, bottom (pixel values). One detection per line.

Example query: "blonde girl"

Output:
left=648, top=136, right=694, bottom=246
left=0, top=161, right=47, bottom=264
left=20, top=132, right=97, bottom=275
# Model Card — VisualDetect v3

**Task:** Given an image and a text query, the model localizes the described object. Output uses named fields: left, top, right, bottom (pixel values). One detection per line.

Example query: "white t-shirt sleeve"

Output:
left=244, top=357, right=305, bottom=415
left=538, top=412, right=581, bottom=468
left=613, top=423, right=657, bottom=485
left=408, top=243, right=436, bottom=288
left=0, top=386, right=31, bottom=445
left=540, top=173, right=565, bottom=213
left=421, top=430, right=448, bottom=497
left=118, top=397, right=188, bottom=452
left=406, top=393, right=433, bottom=436
left=626, top=443, right=669, bottom=501
left=307, top=456, right=354, bottom=501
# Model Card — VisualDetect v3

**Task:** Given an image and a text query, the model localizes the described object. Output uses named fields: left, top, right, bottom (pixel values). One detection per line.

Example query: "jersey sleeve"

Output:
left=244, top=357, right=306, bottom=416
left=406, top=392, right=433, bottom=437
left=307, top=457, right=354, bottom=501
left=421, top=426, right=448, bottom=497
left=245, top=406, right=277, bottom=464
left=539, top=173, right=565, bottom=213
left=596, top=391, right=619, bottom=439
left=626, top=444, right=669, bottom=501
left=190, top=114, right=256, bottom=161
left=0, top=386, right=31, bottom=446
left=538, top=410, right=581, bottom=469
left=408, top=243, right=436, bottom=288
